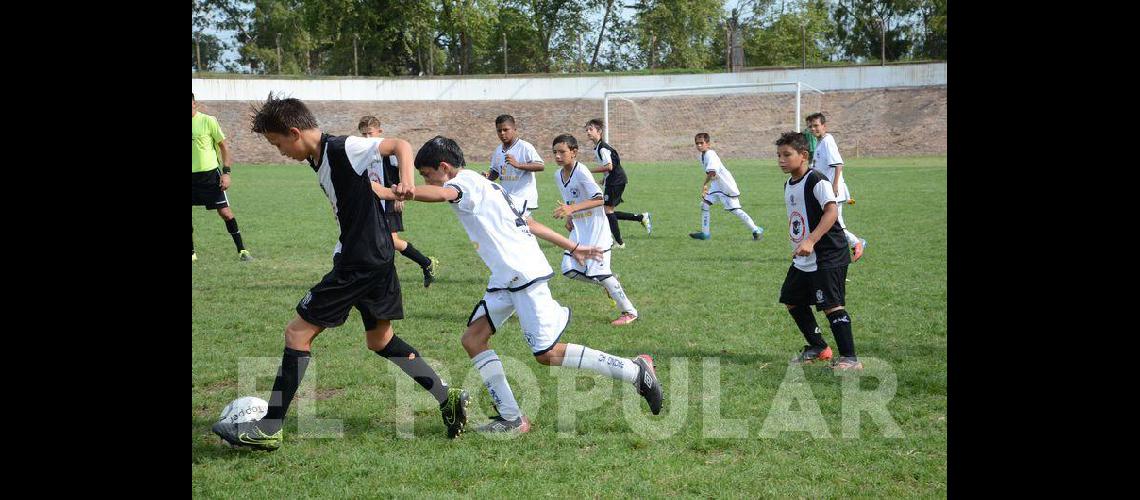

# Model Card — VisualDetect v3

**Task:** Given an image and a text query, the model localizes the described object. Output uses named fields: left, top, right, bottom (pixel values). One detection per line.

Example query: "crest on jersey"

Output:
left=790, top=211, right=806, bottom=243
left=570, top=188, right=580, bottom=199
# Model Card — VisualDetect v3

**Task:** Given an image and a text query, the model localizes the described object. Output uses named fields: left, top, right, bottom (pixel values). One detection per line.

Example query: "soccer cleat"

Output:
left=852, top=239, right=867, bottom=263
left=689, top=232, right=710, bottom=240
left=831, top=356, right=864, bottom=371
left=791, top=345, right=833, bottom=365
left=632, top=355, right=663, bottom=415
left=192, top=252, right=198, bottom=263
left=474, top=415, right=531, bottom=434
left=211, top=420, right=282, bottom=451
left=440, top=386, right=470, bottom=439
left=238, top=249, right=254, bottom=262
left=641, top=212, right=653, bottom=235
left=611, top=313, right=638, bottom=326
left=423, top=256, right=440, bottom=288
left=613, top=241, right=626, bottom=249
left=752, top=228, right=765, bottom=241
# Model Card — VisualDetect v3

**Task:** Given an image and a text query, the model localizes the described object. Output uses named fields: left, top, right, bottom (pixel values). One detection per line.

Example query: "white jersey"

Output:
left=444, top=169, right=554, bottom=291
left=811, top=133, right=849, bottom=201
left=555, top=161, right=611, bottom=249
left=701, top=149, right=740, bottom=197
left=490, top=138, right=543, bottom=211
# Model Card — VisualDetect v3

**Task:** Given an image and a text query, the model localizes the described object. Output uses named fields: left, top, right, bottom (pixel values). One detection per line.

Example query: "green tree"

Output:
left=630, top=0, right=724, bottom=70
left=741, top=0, right=836, bottom=67
left=832, top=0, right=917, bottom=62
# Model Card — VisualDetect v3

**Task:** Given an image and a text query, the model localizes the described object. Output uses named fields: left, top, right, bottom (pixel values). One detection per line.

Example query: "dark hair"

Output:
left=191, top=92, right=195, bottom=101
left=695, top=132, right=711, bottom=142
left=415, top=136, right=466, bottom=168
left=775, top=131, right=809, bottom=153
left=357, top=115, right=381, bottom=131
left=495, top=114, right=516, bottom=127
left=552, top=134, right=579, bottom=151
left=585, top=118, right=605, bottom=130
left=250, top=92, right=319, bottom=134
left=805, top=112, right=826, bottom=124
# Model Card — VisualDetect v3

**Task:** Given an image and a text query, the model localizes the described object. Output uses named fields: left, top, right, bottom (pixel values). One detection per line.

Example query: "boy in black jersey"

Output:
left=775, top=131, right=862, bottom=371
left=584, top=118, right=651, bottom=248
left=211, top=94, right=469, bottom=451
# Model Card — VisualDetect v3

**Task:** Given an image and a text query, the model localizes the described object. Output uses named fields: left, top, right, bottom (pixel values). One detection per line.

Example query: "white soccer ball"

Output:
left=218, top=396, right=269, bottom=425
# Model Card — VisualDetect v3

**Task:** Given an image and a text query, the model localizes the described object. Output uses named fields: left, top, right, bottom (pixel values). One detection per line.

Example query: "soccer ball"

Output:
left=218, top=396, right=269, bottom=425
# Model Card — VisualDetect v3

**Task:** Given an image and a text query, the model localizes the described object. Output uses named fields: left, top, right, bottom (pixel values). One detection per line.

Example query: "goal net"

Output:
left=603, top=82, right=825, bottom=162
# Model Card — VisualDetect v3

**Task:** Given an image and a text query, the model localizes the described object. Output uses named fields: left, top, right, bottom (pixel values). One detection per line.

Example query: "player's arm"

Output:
left=485, top=164, right=501, bottom=181
left=794, top=202, right=839, bottom=257
left=216, top=139, right=233, bottom=190
left=512, top=159, right=546, bottom=172
left=588, top=162, right=612, bottom=174
left=831, top=163, right=844, bottom=196
left=371, top=181, right=397, bottom=201
left=405, top=184, right=460, bottom=203
left=527, top=217, right=604, bottom=264
left=553, top=196, right=603, bottom=219
left=378, top=138, right=415, bottom=199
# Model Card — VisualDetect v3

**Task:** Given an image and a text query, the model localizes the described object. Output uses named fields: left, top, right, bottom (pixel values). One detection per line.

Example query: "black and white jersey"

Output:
left=593, top=141, right=627, bottom=186
left=784, top=169, right=850, bottom=272
left=308, top=133, right=393, bottom=269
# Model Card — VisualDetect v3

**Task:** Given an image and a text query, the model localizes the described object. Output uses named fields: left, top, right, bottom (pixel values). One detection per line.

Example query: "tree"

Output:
left=832, top=0, right=918, bottom=63
left=740, top=0, right=836, bottom=67
left=630, top=0, right=724, bottom=70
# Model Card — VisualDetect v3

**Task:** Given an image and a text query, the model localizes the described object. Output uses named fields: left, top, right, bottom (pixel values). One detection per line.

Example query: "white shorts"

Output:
left=704, top=192, right=742, bottom=210
left=468, top=281, right=571, bottom=355
left=561, top=248, right=612, bottom=280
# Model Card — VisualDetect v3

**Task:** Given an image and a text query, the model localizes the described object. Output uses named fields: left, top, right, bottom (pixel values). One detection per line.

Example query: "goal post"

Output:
left=602, top=81, right=825, bottom=162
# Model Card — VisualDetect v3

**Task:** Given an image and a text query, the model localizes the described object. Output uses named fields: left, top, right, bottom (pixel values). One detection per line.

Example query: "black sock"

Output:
left=400, top=242, right=432, bottom=269
left=606, top=213, right=624, bottom=245
left=224, top=218, right=245, bottom=251
left=789, top=306, right=827, bottom=349
left=614, top=211, right=643, bottom=222
left=261, top=347, right=311, bottom=433
left=375, top=335, right=449, bottom=405
left=826, top=310, right=856, bottom=358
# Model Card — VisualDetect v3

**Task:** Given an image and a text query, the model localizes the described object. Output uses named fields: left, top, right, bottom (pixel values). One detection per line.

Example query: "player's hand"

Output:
left=482, top=170, right=492, bottom=179
left=394, top=200, right=405, bottom=213
left=219, top=172, right=231, bottom=191
left=393, top=182, right=416, bottom=201
left=571, top=244, right=604, bottom=265
left=552, top=200, right=573, bottom=219
left=832, top=183, right=840, bottom=197
left=505, top=154, right=519, bottom=167
left=794, top=239, right=815, bottom=257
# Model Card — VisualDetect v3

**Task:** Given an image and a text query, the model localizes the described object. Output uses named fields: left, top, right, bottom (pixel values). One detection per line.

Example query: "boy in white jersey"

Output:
left=806, top=113, right=866, bottom=262
left=483, top=114, right=544, bottom=217
left=549, top=134, right=639, bottom=326
left=409, top=136, right=663, bottom=433
left=689, top=133, right=765, bottom=241
left=775, top=131, right=861, bottom=371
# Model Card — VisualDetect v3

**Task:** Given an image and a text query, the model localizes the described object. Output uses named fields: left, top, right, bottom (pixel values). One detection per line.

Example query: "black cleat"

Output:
left=632, top=355, right=663, bottom=415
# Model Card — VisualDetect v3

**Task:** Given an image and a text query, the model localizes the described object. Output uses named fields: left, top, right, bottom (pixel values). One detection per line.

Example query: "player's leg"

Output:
left=214, top=200, right=251, bottom=260
left=464, top=293, right=528, bottom=432
left=780, top=265, right=832, bottom=364
left=723, top=196, right=762, bottom=238
left=690, top=198, right=712, bottom=239
left=836, top=203, right=866, bottom=262
left=603, top=183, right=626, bottom=247
left=816, top=265, right=860, bottom=371
left=523, top=283, right=662, bottom=415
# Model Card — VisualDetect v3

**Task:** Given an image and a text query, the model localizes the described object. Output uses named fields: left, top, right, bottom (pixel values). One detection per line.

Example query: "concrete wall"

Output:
left=192, top=64, right=945, bottom=164
left=193, top=63, right=945, bottom=101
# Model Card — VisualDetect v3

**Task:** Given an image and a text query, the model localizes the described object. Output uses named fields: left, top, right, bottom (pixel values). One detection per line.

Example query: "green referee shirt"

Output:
left=192, top=112, right=226, bottom=173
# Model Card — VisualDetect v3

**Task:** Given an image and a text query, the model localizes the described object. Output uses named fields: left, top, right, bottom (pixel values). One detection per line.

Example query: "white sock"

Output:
left=731, top=208, right=759, bottom=232
left=601, top=276, right=637, bottom=316
left=561, top=343, right=638, bottom=384
left=472, top=350, right=521, bottom=420
left=701, top=204, right=710, bottom=234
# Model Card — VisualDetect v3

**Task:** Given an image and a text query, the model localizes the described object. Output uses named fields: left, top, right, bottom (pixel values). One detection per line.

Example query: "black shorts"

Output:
left=779, top=264, right=847, bottom=311
left=296, top=262, right=404, bottom=331
left=603, top=181, right=626, bottom=208
left=191, top=170, right=229, bottom=210
left=384, top=211, right=404, bottom=233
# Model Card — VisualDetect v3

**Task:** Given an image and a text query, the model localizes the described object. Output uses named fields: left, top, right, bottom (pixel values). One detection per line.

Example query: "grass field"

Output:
left=192, top=155, right=946, bottom=497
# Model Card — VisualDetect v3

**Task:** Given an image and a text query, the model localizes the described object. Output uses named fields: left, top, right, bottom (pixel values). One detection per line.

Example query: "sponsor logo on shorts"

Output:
left=815, top=290, right=825, bottom=303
